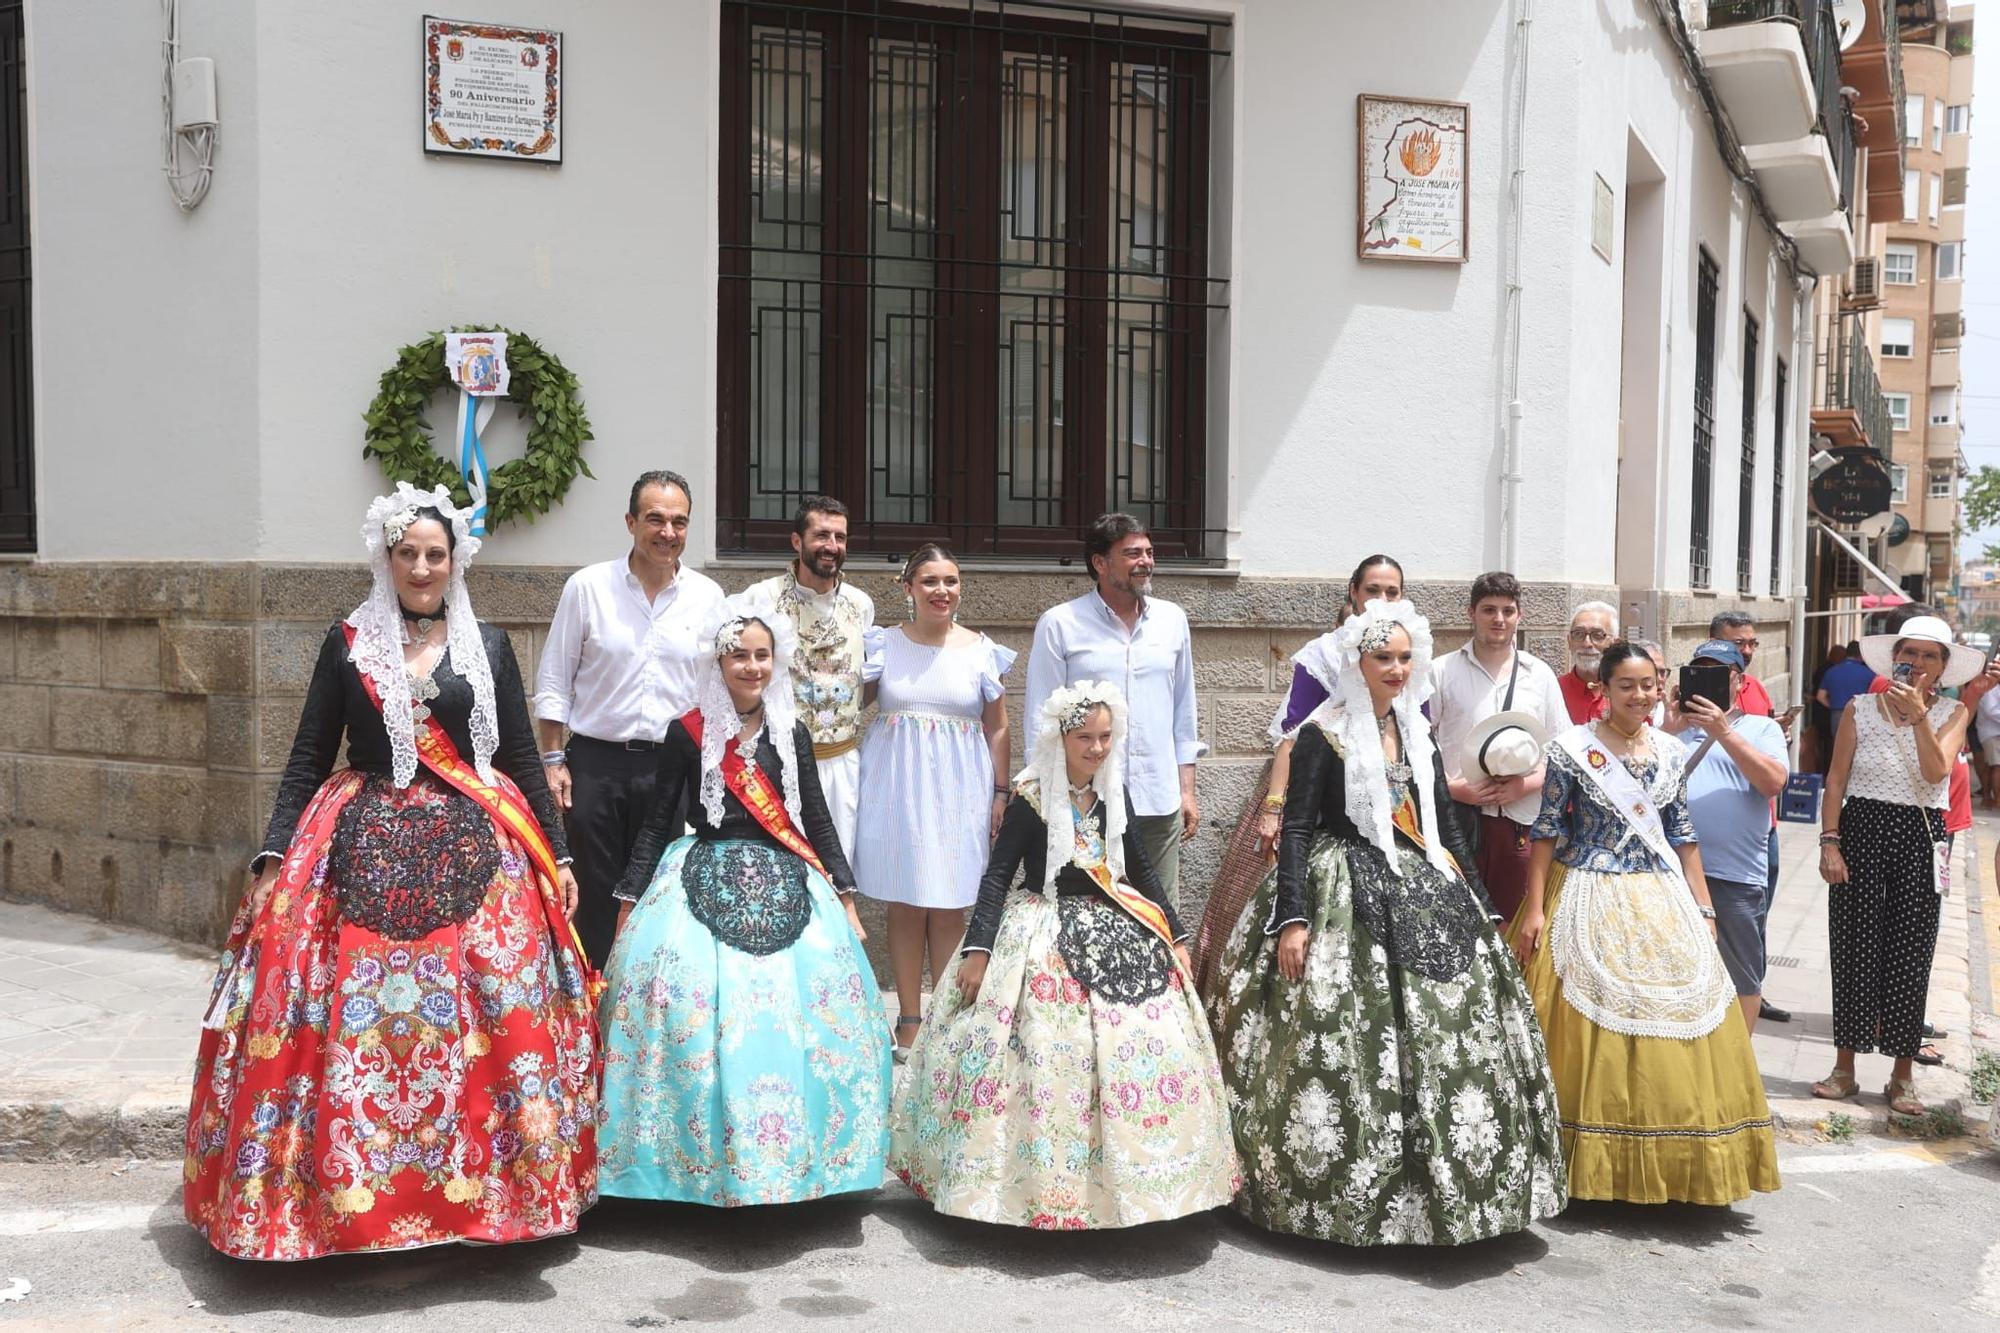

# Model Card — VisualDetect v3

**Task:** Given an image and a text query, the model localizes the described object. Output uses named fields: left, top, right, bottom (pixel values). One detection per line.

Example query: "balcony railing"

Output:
left=1709, top=0, right=1856, bottom=213
left=1832, top=96, right=1858, bottom=214
left=1828, top=317, right=1892, bottom=449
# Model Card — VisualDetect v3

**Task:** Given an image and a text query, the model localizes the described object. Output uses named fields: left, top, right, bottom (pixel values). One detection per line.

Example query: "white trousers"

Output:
left=815, top=747, right=862, bottom=867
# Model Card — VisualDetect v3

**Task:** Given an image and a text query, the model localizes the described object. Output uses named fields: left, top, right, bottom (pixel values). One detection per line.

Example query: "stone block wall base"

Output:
left=0, top=561, right=1795, bottom=974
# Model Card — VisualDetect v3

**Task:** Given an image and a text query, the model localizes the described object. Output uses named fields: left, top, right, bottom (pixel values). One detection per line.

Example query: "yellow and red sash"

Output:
left=679, top=709, right=828, bottom=876
left=341, top=624, right=598, bottom=995
left=1081, top=860, right=1178, bottom=952
left=1390, top=791, right=1465, bottom=879
left=1023, top=784, right=1177, bottom=952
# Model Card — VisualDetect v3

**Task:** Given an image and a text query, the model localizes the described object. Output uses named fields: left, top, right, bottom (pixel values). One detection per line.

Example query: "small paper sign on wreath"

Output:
left=362, top=325, right=594, bottom=532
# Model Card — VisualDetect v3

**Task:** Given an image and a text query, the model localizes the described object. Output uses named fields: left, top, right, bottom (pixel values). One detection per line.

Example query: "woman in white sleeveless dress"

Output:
left=1813, top=616, right=1975, bottom=1115
left=851, top=543, right=1015, bottom=1059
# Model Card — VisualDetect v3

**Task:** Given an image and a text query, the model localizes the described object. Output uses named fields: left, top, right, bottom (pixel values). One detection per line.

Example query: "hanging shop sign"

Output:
left=422, top=17, right=562, bottom=162
left=1357, top=94, right=1469, bottom=263
left=1809, top=446, right=1894, bottom=525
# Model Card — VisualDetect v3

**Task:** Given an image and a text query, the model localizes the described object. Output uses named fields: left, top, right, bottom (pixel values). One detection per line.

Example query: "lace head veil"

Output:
left=1303, top=598, right=1452, bottom=874
left=1014, top=680, right=1130, bottom=896
left=347, top=482, right=496, bottom=788
left=691, top=591, right=804, bottom=829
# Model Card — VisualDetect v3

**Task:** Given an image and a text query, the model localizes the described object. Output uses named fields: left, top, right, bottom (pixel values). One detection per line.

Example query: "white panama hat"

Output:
left=1462, top=709, right=1550, bottom=781
left=1858, top=615, right=1984, bottom=689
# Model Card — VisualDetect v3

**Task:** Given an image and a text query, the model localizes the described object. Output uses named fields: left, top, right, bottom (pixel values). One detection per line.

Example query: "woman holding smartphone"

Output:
left=1813, top=616, right=1975, bottom=1115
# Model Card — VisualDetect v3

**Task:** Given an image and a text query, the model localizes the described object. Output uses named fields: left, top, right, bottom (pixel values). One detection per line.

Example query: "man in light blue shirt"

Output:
left=1677, top=638, right=1789, bottom=1036
left=1025, top=514, right=1206, bottom=905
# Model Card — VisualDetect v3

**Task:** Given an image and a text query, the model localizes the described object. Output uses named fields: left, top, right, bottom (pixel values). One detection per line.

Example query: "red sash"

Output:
left=679, top=709, right=828, bottom=876
left=340, top=623, right=598, bottom=994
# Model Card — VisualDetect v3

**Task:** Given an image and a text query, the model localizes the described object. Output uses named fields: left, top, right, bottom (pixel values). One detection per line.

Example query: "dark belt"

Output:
left=570, top=733, right=664, bottom=753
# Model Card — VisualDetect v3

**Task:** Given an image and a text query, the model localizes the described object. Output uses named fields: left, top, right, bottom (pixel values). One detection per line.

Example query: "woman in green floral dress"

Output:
left=1210, top=598, right=1566, bottom=1246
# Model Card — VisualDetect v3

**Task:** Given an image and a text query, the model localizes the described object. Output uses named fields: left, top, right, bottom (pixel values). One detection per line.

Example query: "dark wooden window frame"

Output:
left=1737, top=309, right=1758, bottom=596
left=716, top=0, right=1222, bottom=560
left=1691, top=248, right=1719, bottom=592
left=0, top=0, right=30, bottom=553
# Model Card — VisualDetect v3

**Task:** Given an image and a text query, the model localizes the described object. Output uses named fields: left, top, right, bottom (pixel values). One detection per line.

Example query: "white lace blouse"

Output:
left=1845, top=694, right=1957, bottom=810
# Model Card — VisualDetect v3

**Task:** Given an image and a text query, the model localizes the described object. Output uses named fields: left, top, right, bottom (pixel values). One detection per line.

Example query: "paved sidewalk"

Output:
left=1753, top=815, right=1990, bottom=1135
left=3, top=811, right=1996, bottom=1162
left=0, top=899, right=213, bottom=1161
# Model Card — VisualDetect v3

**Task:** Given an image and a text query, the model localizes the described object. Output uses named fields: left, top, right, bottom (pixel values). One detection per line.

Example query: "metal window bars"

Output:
left=716, top=0, right=1230, bottom=561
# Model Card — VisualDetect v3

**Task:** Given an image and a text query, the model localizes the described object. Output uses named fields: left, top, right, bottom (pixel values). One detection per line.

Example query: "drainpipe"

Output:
left=1788, top=276, right=1816, bottom=761
left=1499, top=0, right=1532, bottom=574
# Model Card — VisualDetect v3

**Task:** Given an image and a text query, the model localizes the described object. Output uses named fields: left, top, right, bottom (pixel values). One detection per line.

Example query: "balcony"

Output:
left=1847, top=1, right=1911, bottom=220
left=1813, top=317, right=1892, bottom=449
left=1699, top=1, right=1833, bottom=143
left=1927, top=421, right=1962, bottom=460
left=1786, top=210, right=1857, bottom=272
left=1701, top=2, right=1855, bottom=257
left=1933, top=310, right=1965, bottom=347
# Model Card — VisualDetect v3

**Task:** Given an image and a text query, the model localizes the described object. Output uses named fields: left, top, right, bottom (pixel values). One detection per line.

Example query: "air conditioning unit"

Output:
left=1847, top=256, right=1882, bottom=308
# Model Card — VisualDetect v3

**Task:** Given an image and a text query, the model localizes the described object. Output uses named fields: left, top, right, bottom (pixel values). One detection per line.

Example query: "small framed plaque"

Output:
left=422, top=16, right=562, bottom=163
left=1357, top=94, right=1469, bottom=263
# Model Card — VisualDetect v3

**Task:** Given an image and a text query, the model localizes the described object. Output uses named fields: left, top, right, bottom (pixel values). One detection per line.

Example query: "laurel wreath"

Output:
left=361, top=326, right=594, bottom=531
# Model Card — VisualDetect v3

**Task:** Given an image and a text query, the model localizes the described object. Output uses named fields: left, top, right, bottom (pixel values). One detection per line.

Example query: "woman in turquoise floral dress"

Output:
left=888, top=681, right=1239, bottom=1228
left=1210, top=598, right=1565, bottom=1246
left=597, top=594, right=890, bottom=1207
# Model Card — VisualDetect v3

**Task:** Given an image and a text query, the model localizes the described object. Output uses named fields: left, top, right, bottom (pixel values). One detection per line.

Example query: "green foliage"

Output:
left=360, top=326, right=596, bottom=532
left=1970, top=1051, right=2000, bottom=1105
left=1962, top=465, right=2000, bottom=533
left=1823, top=1112, right=1855, bottom=1143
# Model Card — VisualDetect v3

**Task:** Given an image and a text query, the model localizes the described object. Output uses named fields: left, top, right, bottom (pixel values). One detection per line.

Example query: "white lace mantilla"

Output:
left=346, top=483, right=497, bottom=788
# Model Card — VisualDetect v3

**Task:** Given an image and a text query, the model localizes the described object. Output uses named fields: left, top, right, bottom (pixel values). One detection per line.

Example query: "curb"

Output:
left=0, top=1092, right=186, bottom=1165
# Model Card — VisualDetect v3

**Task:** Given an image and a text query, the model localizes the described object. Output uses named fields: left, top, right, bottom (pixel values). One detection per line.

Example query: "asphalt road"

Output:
left=2, top=1134, right=1997, bottom=1331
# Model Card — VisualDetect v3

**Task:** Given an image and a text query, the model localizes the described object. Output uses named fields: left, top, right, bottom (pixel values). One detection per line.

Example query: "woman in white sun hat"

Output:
left=1813, top=615, right=1977, bottom=1116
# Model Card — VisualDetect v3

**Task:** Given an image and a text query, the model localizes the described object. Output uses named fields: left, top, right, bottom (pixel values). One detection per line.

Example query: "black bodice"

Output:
left=1271, top=723, right=1496, bottom=960
left=257, top=621, right=569, bottom=865
left=960, top=791, right=1183, bottom=954
left=612, top=717, right=858, bottom=901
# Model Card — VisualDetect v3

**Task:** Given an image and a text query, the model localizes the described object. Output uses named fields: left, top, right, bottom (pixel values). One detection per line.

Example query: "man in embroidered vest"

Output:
left=1558, top=601, right=1617, bottom=724
left=536, top=470, right=726, bottom=968
left=1670, top=639, right=1788, bottom=1036
left=1024, top=513, right=1205, bottom=908
left=750, top=495, right=875, bottom=861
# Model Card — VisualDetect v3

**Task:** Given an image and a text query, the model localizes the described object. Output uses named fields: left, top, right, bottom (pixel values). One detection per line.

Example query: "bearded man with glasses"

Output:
left=1558, top=602, right=1617, bottom=725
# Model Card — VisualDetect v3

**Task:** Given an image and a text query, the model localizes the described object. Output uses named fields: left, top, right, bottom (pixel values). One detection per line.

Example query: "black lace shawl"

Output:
left=961, top=790, right=1185, bottom=954
left=1272, top=723, right=1498, bottom=979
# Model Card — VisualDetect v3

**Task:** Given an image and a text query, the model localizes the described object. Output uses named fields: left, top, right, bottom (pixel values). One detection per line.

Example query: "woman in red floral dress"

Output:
left=184, top=484, right=597, bottom=1259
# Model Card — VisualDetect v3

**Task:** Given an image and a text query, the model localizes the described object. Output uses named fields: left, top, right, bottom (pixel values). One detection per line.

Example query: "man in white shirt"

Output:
left=1024, top=513, right=1205, bottom=906
left=1431, top=571, right=1572, bottom=924
left=536, top=470, right=725, bottom=966
left=750, top=495, right=875, bottom=863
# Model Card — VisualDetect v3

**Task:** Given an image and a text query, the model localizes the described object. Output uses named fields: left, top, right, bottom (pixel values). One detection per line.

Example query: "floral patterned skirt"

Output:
left=184, top=770, right=600, bottom=1261
left=597, top=837, right=890, bottom=1207
left=888, top=890, right=1239, bottom=1229
left=1210, top=834, right=1567, bottom=1246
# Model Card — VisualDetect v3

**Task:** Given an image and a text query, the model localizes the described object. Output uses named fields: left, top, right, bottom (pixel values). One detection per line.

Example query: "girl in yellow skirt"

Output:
left=1510, top=641, right=1779, bottom=1206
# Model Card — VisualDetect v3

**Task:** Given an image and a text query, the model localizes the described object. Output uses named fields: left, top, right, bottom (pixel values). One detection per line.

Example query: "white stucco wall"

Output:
left=23, top=0, right=1811, bottom=594
left=29, top=0, right=262, bottom=561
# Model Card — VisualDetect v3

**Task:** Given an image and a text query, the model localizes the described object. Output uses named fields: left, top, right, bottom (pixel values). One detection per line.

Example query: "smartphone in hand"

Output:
left=1678, top=662, right=1733, bottom=714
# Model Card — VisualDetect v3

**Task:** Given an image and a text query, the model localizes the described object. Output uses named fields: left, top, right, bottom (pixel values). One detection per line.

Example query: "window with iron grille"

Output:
left=1691, top=250, right=1718, bottom=591
left=1770, top=357, right=1787, bottom=597
left=0, top=1, right=29, bottom=553
left=1737, top=311, right=1758, bottom=595
left=716, top=0, right=1227, bottom=558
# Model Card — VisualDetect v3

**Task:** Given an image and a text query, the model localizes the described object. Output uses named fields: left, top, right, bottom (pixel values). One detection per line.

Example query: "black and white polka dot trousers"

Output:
left=1832, top=796, right=1944, bottom=1059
